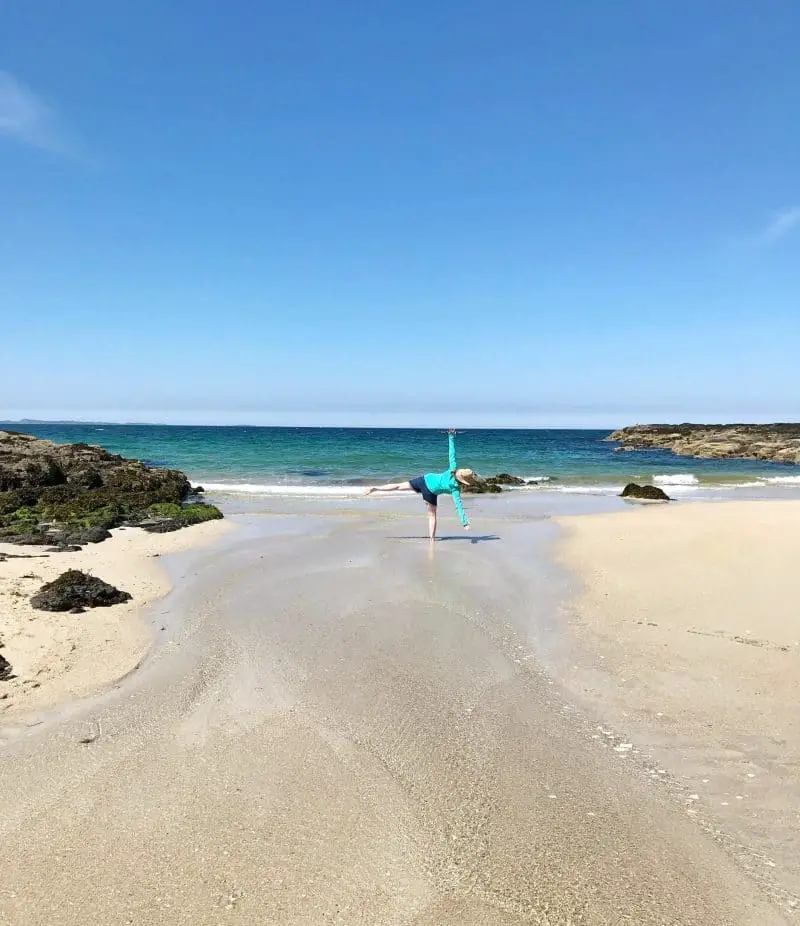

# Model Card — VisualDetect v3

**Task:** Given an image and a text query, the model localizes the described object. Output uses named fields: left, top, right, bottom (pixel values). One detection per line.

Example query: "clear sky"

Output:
left=1, top=1, right=798, bottom=427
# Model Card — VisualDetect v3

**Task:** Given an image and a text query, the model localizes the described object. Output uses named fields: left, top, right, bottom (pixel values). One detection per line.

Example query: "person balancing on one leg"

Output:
left=365, top=429, right=477, bottom=541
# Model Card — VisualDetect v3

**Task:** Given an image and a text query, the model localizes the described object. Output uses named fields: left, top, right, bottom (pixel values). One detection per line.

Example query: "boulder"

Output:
left=30, top=570, right=132, bottom=612
left=140, top=502, right=223, bottom=532
left=0, top=454, right=66, bottom=492
left=487, top=473, right=526, bottom=486
left=142, top=519, right=184, bottom=533
left=0, top=652, right=12, bottom=681
left=72, top=526, right=113, bottom=545
left=461, top=478, right=502, bottom=494
left=67, top=468, right=103, bottom=490
left=620, top=483, right=671, bottom=501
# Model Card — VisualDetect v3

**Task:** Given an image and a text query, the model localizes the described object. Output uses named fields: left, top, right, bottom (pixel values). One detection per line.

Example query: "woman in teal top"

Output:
left=365, top=429, right=476, bottom=540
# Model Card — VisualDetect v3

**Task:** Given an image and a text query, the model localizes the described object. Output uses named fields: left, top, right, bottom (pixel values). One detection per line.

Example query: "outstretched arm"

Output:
left=452, top=489, right=469, bottom=528
left=448, top=429, right=457, bottom=471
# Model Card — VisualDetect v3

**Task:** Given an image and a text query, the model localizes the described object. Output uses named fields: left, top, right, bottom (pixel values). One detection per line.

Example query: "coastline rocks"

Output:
left=137, top=502, right=224, bottom=533
left=460, top=472, right=547, bottom=493
left=0, top=430, right=223, bottom=547
left=488, top=473, right=527, bottom=487
left=608, top=424, right=800, bottom=465
left=30, top=570, right=132, bottom=612
left=462, top=477, right=502, bottom=494
left=621, top=483, right=671, bottom=501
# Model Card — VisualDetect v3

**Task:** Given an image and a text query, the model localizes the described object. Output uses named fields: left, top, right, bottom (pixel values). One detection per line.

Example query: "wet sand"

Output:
left=0, top=497, right=791, bottom=924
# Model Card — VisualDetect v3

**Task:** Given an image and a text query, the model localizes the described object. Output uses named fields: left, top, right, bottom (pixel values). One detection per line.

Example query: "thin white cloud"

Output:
left=755, top=206, right=800, bottom=246
left=0, top=70, right=75, bottom=155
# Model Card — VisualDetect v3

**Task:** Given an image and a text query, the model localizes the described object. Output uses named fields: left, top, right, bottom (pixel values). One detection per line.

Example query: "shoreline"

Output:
left=199, top=474, right=800, bottom=499
left=0, top=519, right=233, bottom=721
left=555, top=500, right=800, bottom=914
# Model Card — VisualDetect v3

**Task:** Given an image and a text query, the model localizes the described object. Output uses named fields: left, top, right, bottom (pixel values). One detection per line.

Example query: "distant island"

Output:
left=4, top=419, right=153, bottom=426
left=607, top=423, right=800, bottom=465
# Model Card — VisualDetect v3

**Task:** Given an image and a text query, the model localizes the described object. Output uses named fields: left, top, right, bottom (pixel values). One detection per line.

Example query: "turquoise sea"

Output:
left=4, top=423, right=800, bottom=499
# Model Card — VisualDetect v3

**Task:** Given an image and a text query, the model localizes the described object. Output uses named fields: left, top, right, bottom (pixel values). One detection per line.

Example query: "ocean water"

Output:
left=4, top=423, right=800, bottom=499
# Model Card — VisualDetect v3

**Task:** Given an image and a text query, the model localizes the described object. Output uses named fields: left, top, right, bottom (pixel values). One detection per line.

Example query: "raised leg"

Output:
left=426, top=502, right=438, bottom=541
left=365, top=481, right=412, bottom=495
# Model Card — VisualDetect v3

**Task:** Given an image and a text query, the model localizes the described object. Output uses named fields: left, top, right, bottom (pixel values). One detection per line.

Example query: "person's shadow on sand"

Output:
left=391, top=534, right=500, bottom=545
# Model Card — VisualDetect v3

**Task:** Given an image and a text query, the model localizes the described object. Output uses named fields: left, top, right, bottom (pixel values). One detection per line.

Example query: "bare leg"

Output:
left=365, top=481, right=412, bottom=495
left=426, top=502, right=438, bottom=541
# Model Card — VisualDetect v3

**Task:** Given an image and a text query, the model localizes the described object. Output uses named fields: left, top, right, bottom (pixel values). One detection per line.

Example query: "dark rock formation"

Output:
left=461, top=472, right=531, bottom=494
left=0, top=652, right=12, bottom=681
left=0, top=431, right=223, bottom=547
left=608, top=424, right=800, bottom=465
left=487, top=473, right=526, bottom=486
left=138, top=502, right=224, bottom=533
left=461, top=477, right=502, bottom=494
left=621, top=483, right=671, bottom=501
left=30, top=570, right=132, bottom=612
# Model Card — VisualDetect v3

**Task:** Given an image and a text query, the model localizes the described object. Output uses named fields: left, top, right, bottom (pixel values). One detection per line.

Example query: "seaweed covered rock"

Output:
left=461, top=472, right=529, bottom=493
left=487, top=473, right=526, bottom=486
left=620, top=483, right=671, bottom=501
left=0, top=430, right=222, bottom=546
left=461, top=477, right=503, bottom=494
left=30, top=570, right=132, bottom=612
left=139, top=502, right=224, bottom=533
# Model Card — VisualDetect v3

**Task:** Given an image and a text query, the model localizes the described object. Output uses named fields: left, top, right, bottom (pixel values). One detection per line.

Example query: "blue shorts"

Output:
left=409, top=475, right=438, bottom=506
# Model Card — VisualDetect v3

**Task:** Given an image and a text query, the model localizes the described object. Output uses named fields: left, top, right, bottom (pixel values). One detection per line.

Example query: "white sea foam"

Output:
left=201, top=482, right=369, bottom=497
left=200, top=473, right=800, bottom=500
left=546, top=484, right=625, bottom=496
left=652, top=474, right=699, bottom=486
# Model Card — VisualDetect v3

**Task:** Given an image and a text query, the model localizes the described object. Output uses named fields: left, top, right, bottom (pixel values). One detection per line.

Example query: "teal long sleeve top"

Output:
left=423, top=433, right=469, bottom=526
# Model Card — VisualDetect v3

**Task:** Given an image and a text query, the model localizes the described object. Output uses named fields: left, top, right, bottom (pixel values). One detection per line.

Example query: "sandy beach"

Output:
left=556, top=500, right=800, bottom=913
left=0, top=520, right=233, bottom=719
left=1, top=492, right=795, bottom=924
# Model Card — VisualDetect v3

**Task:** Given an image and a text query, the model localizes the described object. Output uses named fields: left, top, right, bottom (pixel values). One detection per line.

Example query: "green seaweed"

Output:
left=174, top=503, right=223, bottom=525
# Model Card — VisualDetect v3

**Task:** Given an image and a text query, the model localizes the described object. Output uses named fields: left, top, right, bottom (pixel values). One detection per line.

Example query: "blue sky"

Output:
left=1, top=1, right=798, bottom=427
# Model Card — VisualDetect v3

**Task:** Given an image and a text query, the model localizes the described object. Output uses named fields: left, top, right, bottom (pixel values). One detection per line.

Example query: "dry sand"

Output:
left=0, top=520, right=233, bottom=717
left=557, top=499, right=800, bottom=914
left=0, top=500, right=791, bottom=925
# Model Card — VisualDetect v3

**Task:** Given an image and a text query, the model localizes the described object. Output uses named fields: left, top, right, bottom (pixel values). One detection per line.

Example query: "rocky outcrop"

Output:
left=462, top=477, right=503, bottom=494
left=0, top=430, right=222, bottom=546
left=30, top=570, right=132, bottom=612
left=488, top=473, right=527, bottom=486
left=0, top=651, right=12, bottom=681
left=621, top=483, right=671, bottom=501
left=134, top=502, right=224, bottom=533
left=461, top=473, right=537, bottom=494
left=607, top=424, right=800, bottom=465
